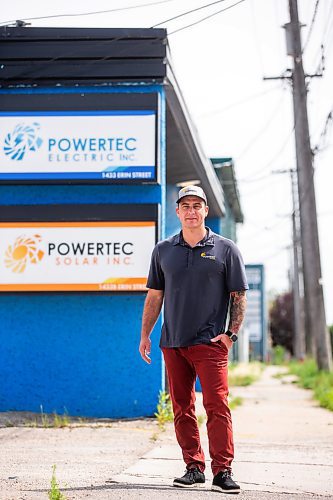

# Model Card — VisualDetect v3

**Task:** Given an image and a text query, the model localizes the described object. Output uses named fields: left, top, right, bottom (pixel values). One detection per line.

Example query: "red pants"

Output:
left=162, top=342, right=234, bottom=476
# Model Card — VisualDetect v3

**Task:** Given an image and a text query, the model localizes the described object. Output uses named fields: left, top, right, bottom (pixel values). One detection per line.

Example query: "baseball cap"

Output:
left=176, top=185, right=207, bottom=204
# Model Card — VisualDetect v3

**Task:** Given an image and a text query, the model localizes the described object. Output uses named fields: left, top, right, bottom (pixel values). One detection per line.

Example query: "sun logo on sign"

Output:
left=4, top=234, right=44, bottom=273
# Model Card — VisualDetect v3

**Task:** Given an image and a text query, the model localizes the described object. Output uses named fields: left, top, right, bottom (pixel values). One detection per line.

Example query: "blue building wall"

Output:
left=0, top=184, right=162, bottom=206
left=166, top=184, right=180, bottom=237
left=206, top=216, right=223, bottom=235
left=0, top=294, right=162, bottom=417
left=0, top=86, right=166, bottom=418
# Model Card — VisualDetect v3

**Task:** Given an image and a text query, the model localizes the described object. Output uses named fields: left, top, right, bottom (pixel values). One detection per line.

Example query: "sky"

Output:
left=1, top=0, right=333, bottom=323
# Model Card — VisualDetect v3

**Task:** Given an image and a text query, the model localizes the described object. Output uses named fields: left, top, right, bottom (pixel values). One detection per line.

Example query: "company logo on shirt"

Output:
left=4, top=123, right=43, bottom=160
left=4, top=234, right=44, bottom=273
left=200, top=252, right=216, bottom=260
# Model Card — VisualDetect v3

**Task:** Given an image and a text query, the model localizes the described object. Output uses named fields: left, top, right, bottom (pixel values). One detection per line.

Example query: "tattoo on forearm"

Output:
left=228, top=291, right=247, bottom=333
left=141, top=293, right=163, bottom=338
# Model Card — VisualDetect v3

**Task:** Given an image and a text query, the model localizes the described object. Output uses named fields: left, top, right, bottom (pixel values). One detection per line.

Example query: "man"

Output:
left=139, top=185, right=248, bottom=494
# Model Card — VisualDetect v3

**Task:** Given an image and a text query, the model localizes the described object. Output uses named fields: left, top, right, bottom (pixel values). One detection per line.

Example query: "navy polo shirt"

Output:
left=146, top=227, right=249, bottom=348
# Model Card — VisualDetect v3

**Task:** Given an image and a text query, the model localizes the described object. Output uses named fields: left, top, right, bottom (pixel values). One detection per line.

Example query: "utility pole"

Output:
left=273, top=168, right=305, bottom=360
left=290, top=169, right=305, bottom=360
left=284, top=0, right=332, bottom=371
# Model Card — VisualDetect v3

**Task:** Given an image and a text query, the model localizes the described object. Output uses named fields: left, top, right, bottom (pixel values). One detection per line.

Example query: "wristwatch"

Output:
left=225, top=330, right=238, bottom=342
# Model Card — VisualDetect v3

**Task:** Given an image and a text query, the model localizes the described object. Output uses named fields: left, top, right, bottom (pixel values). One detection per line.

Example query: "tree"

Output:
left=269, top=292, right=294, bottom=355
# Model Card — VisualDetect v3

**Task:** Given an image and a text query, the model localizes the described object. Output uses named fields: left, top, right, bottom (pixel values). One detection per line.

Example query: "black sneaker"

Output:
left=212, top=470, right=240, bottom=494
left=173, top=467, right=205, bottom=488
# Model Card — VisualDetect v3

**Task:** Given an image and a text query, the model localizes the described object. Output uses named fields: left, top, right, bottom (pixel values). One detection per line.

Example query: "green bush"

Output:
left=314, top=372, right=333, bottom=411
left=228, top=374, right=255, bottom=386
left=289, top=359, right=333, bottom=412
left=229, top=395, right=243, bottom=410
left=289, top=359, right=318, bottom=389
left=155, top=391, right=174, bottom=430
left=228, top=362, right=263, bottom=387
left=49, top=465, right=66, bottom=500
left=271, top=345, right=287, bottom=365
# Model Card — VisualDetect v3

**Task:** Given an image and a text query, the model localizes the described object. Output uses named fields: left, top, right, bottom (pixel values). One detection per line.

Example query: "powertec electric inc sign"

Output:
left=0, top=221, right=155, bottom=291
left=0, top=111, right=156, bottom=181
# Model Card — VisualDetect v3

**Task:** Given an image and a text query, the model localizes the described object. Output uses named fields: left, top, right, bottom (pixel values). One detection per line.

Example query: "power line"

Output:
left=239, top=124, right=295, bottom=182
left=239, top=174, right=272, bottom=186
left=151, top=0, right=229, bottom=28
left=239, top=78, right=309, bottom=184
left=198, top=85, right=280, bottom=119
left=1, top=0, right=246, bottom=85
left=249, top=0, right=265, bottom=76
left=322, top=1, right=333, bottom=45
left=302, top=0, right=321, bottom=53
left=166, top=0, right=246, bottom=36
left=312, top=106, right=333, bottom=154
left=236, top=91, right=287, bottom=161
left=0, top=0, right=176, bottom=26
left=309, top=2, right=333, bottom=71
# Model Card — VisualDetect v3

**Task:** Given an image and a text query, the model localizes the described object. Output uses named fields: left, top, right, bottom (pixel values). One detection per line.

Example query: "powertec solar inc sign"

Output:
left=0, top=111, right=156, bottom=181
left=0, top=221, right=155, bottom=292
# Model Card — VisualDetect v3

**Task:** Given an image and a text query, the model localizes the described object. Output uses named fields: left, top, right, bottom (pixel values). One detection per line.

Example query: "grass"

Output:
left=48, top=465, right=67, bottom=500
left=40, top=405, right=50, bottom=428
left=272, top=371, right=288, bottom=379
left=197, top=414, right=206, bottom=427
left=228, top=362, right=263, bottom=387
left=150, top=432, right=159, bottom=442
left=40, top=406, right=71, bottom=428
left=271, top=345, right=287, bottom=365
left=155, top=391, right=174, bottom=430
left=288, top=359, right=333, bottom=412
left=229, top=395, right=243, bottom=410
left=24, top=406, right=71, bottom=428
left=53, top=412, right=70, bottom=428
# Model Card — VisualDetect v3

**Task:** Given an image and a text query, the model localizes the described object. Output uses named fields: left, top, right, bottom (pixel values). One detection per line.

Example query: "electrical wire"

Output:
left=312, top=106, right=333, bottom=155
left=236, top=91, right=287, bottom=161
left=260, top=245, right=290, bottom=262
left=302, top=0, right=321, bottom=54
left=151, top=0, right=229, bottom=28
left=240, top=175, right=283, bottom=195
left=309, top=1, right=333, bottom=71
left=198, top=85, right=280, bottom=119
left=166, top=0, right=246, bottom=36
left=238, top=85, right=307, bottom=184
left=238, top=124, right=295, bottom=183
left=321, top=26, right=333, bottom=69
left=322, top=1, right=333, bottom=45
left=249, top=0, right=265, bottom=76
left=0, top=0, right=246, bottom=85
left=0, top=0, right=176, bottom=26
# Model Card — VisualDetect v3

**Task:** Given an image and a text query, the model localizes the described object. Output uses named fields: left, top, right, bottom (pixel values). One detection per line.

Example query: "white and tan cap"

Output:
left=176, top=185, right=207, bottom=204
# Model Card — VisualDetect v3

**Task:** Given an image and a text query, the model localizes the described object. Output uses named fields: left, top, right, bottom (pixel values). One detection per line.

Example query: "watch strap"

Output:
left=225, top=330, right=238, bottom=342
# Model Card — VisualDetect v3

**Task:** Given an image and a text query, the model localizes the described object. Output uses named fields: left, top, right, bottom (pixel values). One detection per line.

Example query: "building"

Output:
left=0, top=26, right=249, bottom=417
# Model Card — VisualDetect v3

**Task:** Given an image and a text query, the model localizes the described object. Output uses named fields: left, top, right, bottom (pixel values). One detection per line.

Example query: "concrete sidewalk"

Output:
left=1, top=365, right=333, bottom=499
left=112, top=365, right=333, bottom=499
